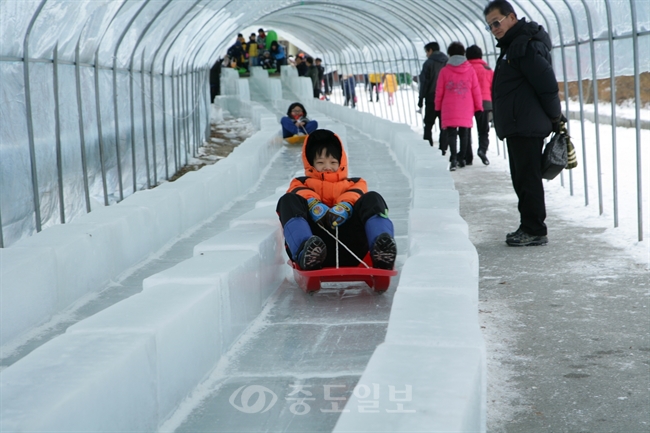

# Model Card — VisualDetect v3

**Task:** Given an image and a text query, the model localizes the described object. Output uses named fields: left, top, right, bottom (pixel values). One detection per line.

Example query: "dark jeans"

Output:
left=369, top=82, right=380, bottom=101
left=423, top=95, right=447, bottom=147
left=446, top=127, right=470, bottom=162
left=276, top=191, right=389, bottom=267
left=506, top=136, right=547, bottom=236
left=467, top=109, right=491, bottom=163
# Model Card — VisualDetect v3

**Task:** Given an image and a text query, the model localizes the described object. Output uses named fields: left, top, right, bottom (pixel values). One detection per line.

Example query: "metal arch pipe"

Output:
left=579, top=0, right=604, bottom=216
left=320, top=5, right=415, bottom=123
left=74, top=39, right=92, bottom=215
left=159, top=3, right=221, bottom=179
left=140, top=50, right=152, bottom=183
left=113, top=0, right=151, bottom=195
left=394, top=2, right=457, bottom=53
left=603, top=0, right=619, bottom=227
left=510, top=0, right=555, bottom=48
left=149, top=0, right=205, bottom=181
left=265, top=3, right=419, bottom=122
left=394, top=2, right=478, bottom=123
left=170, top=1, right=231, bottom=151
left=561, top=0, right=590, bottom=207
left=172, top=5, right=233, bottom=155
left=263, top=1, right=422, bottom=63
left=182, top=0, right=240, bottom=79
left=292, top=2, right=417, bottom=122
left=514, top=0, right=567, bottom=171
left=629, top=0, right=644, bottom=241
left=539, top=0, right=574, bottom=193
left=90, top=1, right=132, bottom=205
left=293, top=5, right=415, bottom=121
left=53, top=43, right=64, bottom=224
left=262, top=17, right=367, bottom=109
left=127, top=0, right=174, bottom=190
left=410, top=1, right=474, bottom=48
left=23, top=0, right=48, bottom=233
left=94, top=49, right=110, bottom=206
left=465, top=0, right=499, bottom=79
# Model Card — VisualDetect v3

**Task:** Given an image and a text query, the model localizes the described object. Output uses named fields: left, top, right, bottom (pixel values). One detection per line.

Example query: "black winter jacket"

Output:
left=418, top=51, right=448, bottom=101
left=492, top=18, right=561, bottom=139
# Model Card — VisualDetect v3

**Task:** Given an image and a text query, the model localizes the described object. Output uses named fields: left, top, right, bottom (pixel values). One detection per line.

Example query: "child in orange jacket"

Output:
left=276, top=129, right=396, bottom=270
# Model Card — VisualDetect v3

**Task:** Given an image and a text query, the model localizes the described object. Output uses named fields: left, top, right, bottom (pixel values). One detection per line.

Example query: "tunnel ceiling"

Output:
left=3, top=0, right=647, bottom=76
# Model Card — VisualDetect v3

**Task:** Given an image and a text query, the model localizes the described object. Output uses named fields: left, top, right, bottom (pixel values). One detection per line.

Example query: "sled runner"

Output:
left=291, top=261, right=396, bottom=293
left=284, top=134, right=307, bottom=145
left=290, top=227, right=397, bottom=294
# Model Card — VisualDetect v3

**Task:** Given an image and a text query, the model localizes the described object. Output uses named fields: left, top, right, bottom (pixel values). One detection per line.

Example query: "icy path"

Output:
left=164, top=106, right=411, bottom=431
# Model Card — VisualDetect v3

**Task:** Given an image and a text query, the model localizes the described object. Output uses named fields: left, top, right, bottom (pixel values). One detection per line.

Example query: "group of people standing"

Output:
left=420, top=0, right=563, bottom=247
left=226, top=29, right=287, bottom=73
left=295, top=55, right=330, bottom=99
left=418, top=41, right=493, bottom=170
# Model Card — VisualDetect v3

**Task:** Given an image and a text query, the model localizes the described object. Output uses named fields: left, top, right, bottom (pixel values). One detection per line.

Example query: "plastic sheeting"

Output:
left=1, top=0, right=649, bottom=247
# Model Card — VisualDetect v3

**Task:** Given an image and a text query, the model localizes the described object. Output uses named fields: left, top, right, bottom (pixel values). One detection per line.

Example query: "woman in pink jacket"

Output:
left=435, top=42, right=483, bottom=171
left=467, top=45, right=494, bottom=165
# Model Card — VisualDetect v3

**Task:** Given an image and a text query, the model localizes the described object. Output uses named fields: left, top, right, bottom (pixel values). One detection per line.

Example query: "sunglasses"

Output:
left=486, top=14, right=509, bottom=31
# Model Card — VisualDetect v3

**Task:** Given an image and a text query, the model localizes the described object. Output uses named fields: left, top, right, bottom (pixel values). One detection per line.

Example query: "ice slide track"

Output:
left=168, top=93, right=412, bottom=432
left=1, top=73, right=485, bottom=432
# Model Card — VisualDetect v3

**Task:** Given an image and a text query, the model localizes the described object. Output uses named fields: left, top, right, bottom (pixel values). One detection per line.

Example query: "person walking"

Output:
left=484, top=0, right=563, bottom=246
left=305, top=57, right=320, bottom=98
left=466, top=45, right=494, bottom=165
left=434, top=42, right=483, bottom=171
left=382, top=72, right=398, bottom=105
left=418, top=42, right=448, bottom=151
left=342, top=74, right=356, bottom=108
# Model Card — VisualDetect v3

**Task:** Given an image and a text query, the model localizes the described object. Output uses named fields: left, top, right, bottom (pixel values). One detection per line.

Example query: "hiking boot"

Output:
left=506, top=228, right=524, bottom=239
left=298, top=236, right=327, bottom=270
left=371, top=233, right=397, bottom=269
left=506, top=231, right=548, bottom=247
left=478, top=149, right=490, bottom=165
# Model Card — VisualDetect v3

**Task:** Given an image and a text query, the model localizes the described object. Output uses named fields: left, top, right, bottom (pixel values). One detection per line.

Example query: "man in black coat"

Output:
left=418, top=42, right=448, bottom=150
left=484, top=0, right=563, bottom=246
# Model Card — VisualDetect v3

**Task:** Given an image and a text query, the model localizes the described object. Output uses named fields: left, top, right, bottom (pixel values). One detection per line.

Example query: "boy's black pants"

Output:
left=276, top=191, right=389, bottom=267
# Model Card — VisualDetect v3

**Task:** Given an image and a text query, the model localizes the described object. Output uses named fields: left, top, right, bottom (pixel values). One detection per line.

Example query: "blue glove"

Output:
left=307, top=198, right=329, bottom=223
left=326, top=202, right=353, bottom=228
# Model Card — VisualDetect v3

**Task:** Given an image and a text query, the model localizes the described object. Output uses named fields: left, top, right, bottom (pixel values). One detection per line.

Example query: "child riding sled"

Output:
left=276, top=129, right=397, bottom=271
left=280, top=102, right=318, bottom=144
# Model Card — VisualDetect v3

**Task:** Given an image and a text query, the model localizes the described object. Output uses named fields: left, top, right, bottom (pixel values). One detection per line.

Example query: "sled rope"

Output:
left=316, top=224, right=370, bottom=269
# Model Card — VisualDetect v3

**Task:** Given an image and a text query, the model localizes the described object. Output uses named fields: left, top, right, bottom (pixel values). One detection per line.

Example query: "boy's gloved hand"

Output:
left=307, top=198, right=329, bottom=223
left=326, top=202, right=353, bottom=228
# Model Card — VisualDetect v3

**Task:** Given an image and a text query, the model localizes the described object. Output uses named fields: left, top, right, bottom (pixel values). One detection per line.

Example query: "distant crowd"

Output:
left=225, top=29, right=287, bottom=73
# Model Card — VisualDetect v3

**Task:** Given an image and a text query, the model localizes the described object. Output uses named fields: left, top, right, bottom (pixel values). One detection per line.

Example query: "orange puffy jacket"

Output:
left=286, top=133, right=367, bottom=207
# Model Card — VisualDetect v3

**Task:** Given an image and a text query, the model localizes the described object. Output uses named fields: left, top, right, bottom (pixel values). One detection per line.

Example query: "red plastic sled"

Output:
left=290, top=254, right=397, bottom=294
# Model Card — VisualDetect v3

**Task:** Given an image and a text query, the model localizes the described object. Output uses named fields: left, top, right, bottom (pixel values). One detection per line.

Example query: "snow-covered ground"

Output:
left=329, top=84, right=650, bottom=269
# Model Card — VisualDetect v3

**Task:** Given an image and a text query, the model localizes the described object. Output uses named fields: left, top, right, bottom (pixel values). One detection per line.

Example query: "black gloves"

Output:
left=552, top=114, right=568, bottom=133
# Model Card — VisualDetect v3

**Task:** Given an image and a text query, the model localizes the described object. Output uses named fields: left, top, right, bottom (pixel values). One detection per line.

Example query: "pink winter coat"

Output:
left=468, top=58, right=494, bottom=102
left=435, top=56, right=483, bottom=129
